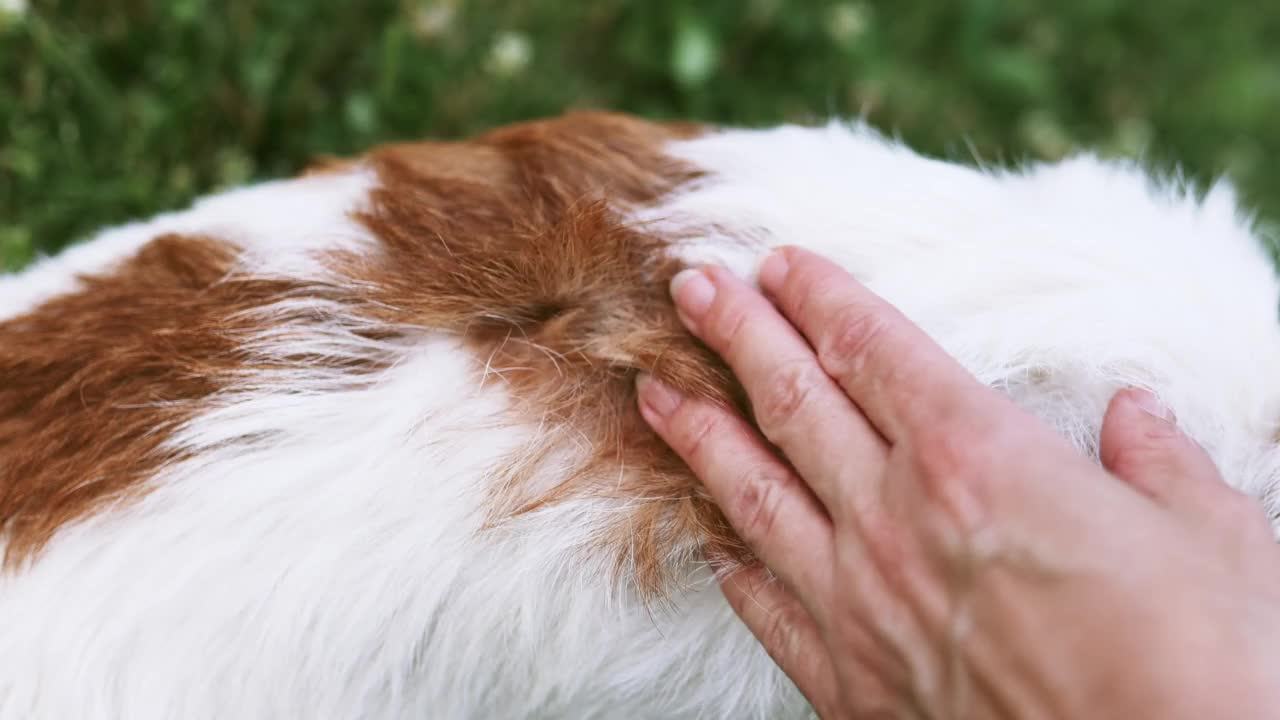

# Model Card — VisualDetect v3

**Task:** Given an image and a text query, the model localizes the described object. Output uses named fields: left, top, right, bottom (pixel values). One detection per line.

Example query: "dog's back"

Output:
left=2, top=112, right=1277, bottom=719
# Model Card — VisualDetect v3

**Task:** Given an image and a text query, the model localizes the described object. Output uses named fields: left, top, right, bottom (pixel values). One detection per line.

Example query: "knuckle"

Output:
left=857, top=510, right=910, bottom=581
left=1103, top=429, right=1193, bottom=480
left=913, top=424, right=992, bottom=487
left=671, top=402, right=730, bottom=465
left=781, top=259, right=834, bottom=322
left=815, top=304, right=895, bottom=378
left=755, top=359, right=825, bottom=443
left=720, top=570, right=759, bottom=619
left=707, top=299, right=752, bottom=357
left=1100, top=440, right=1153, bottom=479
left=753, top=594, right=818, bottom=677
left=759, top=596, right=801, bottom=655
left=731, top=467, right=793, bottom=546
left=905, top=422, right=1011, bottom=530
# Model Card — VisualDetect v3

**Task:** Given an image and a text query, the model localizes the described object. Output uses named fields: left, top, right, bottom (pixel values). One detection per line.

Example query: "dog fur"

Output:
left=1, top=111, right=1277, bottom=719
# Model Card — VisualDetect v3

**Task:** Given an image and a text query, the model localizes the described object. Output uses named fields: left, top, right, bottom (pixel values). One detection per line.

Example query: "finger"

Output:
left=1100, top=388, right=1256, bottom=523
left=668, top=264, right=888, bottom=513
left=757, top=246, right=1006, bottom=444
left=722, top=564, right=915, bottom=718
left=637, top=374, right=835, bottom=597
left=717, top=565, right=841, bottom=715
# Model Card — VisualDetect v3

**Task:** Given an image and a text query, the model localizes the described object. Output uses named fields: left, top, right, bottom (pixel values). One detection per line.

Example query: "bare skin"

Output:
left=636, top=246, right=1280, bottom=719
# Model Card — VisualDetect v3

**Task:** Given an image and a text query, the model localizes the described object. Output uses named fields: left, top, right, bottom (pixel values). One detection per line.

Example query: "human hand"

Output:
left=637, top=247, right=1280, bottom=719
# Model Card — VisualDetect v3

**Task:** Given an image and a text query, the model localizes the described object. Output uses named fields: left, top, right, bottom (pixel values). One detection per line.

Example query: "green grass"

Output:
left=3, top=0, right=1279, bottom=270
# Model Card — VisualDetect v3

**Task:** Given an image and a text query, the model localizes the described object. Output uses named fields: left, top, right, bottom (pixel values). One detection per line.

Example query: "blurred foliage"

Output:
left=2, top=0, right=1279, bottom=269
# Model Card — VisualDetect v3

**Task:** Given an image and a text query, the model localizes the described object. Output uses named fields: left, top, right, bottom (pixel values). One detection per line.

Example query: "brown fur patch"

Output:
left=1, top=111, right=748, bottom=597
left=351, top=112, right=750, bottom=594
left=0, top=235, right=314, bottom=567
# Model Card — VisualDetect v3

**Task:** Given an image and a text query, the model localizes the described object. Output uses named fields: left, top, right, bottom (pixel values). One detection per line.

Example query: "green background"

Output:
left=3, top=0, right=1278, bottom=270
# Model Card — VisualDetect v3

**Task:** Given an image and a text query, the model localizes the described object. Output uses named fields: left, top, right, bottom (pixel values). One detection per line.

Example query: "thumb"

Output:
left=1099, top=388, right=1231, bottom=515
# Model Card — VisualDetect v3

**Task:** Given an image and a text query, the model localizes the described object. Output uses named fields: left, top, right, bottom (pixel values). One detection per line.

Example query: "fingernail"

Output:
left=636, top=373, right=683, bottom=418
left=756, top=249, right=790, bottom=293
left=670, top=268, right=716, bottom=320
left=1127, top=388, right=1176, bottom=424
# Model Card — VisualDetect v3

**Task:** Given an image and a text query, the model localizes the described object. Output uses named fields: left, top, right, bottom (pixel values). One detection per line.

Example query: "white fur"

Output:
left=0, top=168, right=377, bottom=322
left=651, top=123, right=1280, bottom=509
left=3, top=120, right=1279, bottom=718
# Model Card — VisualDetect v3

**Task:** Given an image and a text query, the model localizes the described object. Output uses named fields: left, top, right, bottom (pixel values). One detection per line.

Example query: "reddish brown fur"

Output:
left=0, top=235, right=303, bottom=566
left=0, top=112, right=749, bottom=594
left=353, top=113, right=750, bottom=592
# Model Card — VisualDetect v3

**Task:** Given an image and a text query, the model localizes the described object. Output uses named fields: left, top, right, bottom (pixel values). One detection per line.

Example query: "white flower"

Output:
left=487, top=31, right=533, bottom=77
left=0, top=0, right=28, bottom=17
left=412, top=2, right=454, bottom=40
left=827, top=2, right=871, bottom=46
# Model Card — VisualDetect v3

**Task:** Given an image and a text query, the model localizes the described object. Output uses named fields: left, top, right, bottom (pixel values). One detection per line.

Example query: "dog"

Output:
left=2, top=111, right=1277, bottom=719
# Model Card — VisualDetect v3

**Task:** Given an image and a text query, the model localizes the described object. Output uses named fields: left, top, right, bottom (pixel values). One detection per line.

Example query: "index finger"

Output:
left=757, top=246, right=1003, bottom=443
left=667, top=264, right=889, bottom=514
left=635, top=375, right=835, bottom=599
